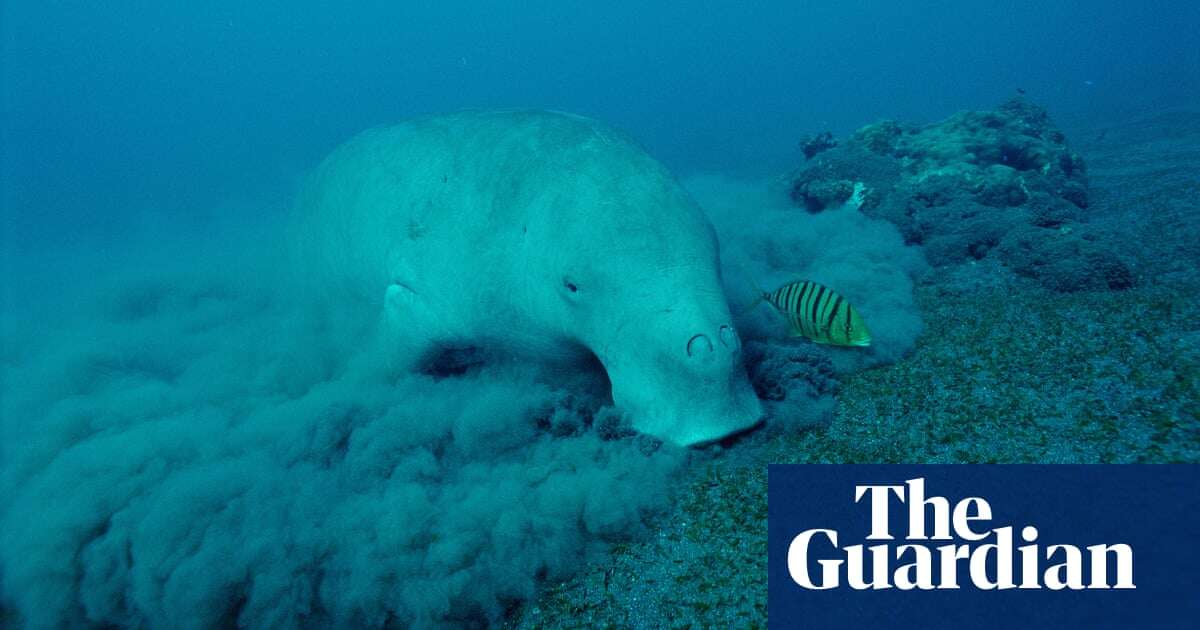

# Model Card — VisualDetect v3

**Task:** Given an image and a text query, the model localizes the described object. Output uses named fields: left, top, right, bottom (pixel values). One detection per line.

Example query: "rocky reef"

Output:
left=788, top=98, right=1133, bottom=291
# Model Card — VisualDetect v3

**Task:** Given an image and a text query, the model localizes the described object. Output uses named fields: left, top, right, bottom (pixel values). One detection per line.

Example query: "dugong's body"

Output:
left=299, top=110, right=762, bottom=446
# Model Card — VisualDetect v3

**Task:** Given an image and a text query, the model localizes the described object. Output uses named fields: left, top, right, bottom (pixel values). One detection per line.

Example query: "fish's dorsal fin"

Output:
left=774, top=276, right=812, bottom=292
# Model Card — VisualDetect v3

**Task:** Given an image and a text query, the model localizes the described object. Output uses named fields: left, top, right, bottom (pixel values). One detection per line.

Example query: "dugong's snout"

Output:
left=685, top=324, right=742, bottom=360
left=605, top=319, right=763, bottom=447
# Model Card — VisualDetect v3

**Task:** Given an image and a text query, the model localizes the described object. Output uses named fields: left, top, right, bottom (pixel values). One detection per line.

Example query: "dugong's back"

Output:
left=295, top=109, right=677, bottom=307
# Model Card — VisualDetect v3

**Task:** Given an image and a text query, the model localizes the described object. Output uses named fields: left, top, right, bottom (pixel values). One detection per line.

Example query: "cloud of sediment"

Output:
left=0, top=204, right=682, bottom=629
left=0, top=173, right=922, bottom=628
left=689, top=174, right=926, bottom=430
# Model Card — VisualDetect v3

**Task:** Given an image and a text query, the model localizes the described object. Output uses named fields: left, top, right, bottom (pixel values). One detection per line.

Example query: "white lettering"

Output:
left=1044, top=544, right=1085, bottom=590
left=906, top=478, right=952, bottom=540
left=855, top=484, right=906, bottom=540
left=1086, top=544, right=1135, bottom=589
left=787, top=529, right=841, bottom=589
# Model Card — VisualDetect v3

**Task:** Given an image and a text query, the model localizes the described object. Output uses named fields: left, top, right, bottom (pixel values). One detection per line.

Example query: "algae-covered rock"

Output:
left=997, top=226, right=1136, bottom=291
left=787, top=140, right=901, bottom=212
left=786, top=98, right=1131, bottom=291
left=854, top=119, right=904, bottom=154
left=744, top=340, right=838, bottom=403
left=743, top=339, right=839, bottom=431
left=791, top=177, right=857, bottom=212
left=798, top=131, right=837, bottom=159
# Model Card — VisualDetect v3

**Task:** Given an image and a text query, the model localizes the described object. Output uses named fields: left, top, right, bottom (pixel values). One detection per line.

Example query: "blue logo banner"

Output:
left=768, top=465, right=1200, bottom=629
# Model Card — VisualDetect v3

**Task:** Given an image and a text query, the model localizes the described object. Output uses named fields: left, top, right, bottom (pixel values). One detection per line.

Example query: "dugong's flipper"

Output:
left=380, top=282, right=447, bottom=373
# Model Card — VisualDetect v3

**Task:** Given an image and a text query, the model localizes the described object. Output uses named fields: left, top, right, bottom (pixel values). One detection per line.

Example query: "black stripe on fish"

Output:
left=770, top=287, right=784, bottom=310
left=794, top=282, right=811, bottom=335
left=825, top=295, right=843, bottom=336
left=810, top=285, right=826, bottom=331
left=816, top=290, right=833, bottom=339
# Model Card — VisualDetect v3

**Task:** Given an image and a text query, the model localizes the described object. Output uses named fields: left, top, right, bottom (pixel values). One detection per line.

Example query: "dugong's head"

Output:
left=522, top=128, right=763, bottom=446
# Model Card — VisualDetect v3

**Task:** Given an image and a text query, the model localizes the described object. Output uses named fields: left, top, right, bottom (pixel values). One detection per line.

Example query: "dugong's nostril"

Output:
left=686, top=333, right=714, bottom=358
left=718, top=324, right=740, bottom=350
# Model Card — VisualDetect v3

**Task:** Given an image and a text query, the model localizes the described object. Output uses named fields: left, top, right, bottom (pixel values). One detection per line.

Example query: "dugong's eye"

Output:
left=562, top=277, right=579, bottom=293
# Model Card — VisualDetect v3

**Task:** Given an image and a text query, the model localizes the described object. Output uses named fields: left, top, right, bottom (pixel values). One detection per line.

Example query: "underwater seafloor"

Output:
left=1, top=100, right=1197, bottom=629
left=509, top=104, right=1200, bottom=628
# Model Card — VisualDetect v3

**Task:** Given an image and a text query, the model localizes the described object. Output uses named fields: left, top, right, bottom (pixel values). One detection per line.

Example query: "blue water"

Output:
left=5, top=1, right=1197, bottom=251
left=2, top=2, right=1198, bottom=628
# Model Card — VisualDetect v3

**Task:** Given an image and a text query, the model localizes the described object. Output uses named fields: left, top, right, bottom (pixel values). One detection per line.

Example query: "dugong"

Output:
left=298, top=110, right=762, bottom=446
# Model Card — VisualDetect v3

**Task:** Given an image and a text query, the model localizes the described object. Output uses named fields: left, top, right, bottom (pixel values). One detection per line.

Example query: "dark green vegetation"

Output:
left=512, top=109, right=1199, bottom=627
left=789, top=281, right=1199, bottom=464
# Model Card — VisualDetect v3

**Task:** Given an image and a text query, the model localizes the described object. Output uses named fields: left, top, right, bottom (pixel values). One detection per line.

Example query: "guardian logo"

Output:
left=767, top=465, right=1199, bottom=629
left=787, top=478, right=1134, bottom=590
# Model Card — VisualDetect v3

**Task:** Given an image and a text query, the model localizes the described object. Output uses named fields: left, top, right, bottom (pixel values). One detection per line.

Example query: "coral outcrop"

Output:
left=788, top=98, right=1132, bottom=291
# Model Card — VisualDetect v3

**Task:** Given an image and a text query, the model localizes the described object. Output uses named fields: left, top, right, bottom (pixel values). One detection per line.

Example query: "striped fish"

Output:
left=761, top=280, right=872, bottom=347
